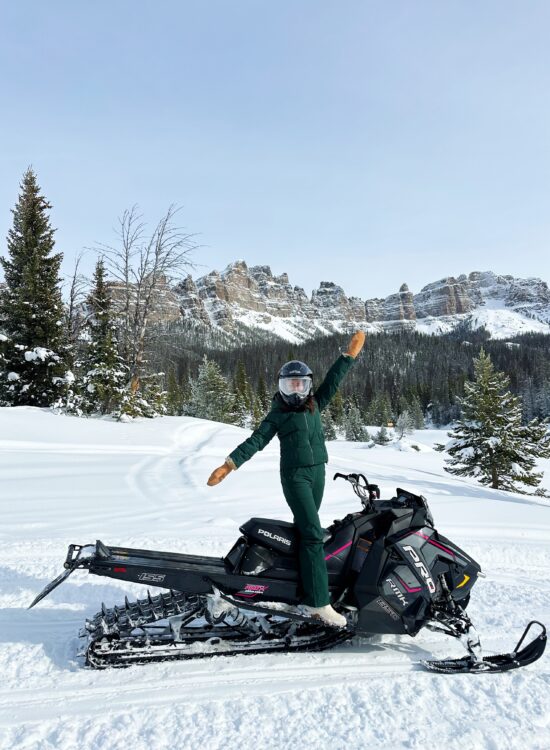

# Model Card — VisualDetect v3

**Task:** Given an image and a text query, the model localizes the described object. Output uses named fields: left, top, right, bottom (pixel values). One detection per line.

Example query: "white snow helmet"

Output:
left=278, top=360, right=313, bottom=408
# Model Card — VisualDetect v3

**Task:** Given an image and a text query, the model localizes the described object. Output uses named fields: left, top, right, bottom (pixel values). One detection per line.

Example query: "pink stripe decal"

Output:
left=414, top=531, right=455, bottom=557
left=396, top=575, right=422, bottom=593
left=324, top=540, right=352, bottom=561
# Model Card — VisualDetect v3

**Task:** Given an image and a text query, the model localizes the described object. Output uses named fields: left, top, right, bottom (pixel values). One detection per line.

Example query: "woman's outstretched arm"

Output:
left=207, top=411, right=279, bottom=485
left=314, top=331, right=365, bottom=411
left=227, top=412, right=279, bottom=468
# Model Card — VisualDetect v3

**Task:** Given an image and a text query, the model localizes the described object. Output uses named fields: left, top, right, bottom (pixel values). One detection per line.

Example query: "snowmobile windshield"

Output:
left=278, top=376, right=312, bottom=397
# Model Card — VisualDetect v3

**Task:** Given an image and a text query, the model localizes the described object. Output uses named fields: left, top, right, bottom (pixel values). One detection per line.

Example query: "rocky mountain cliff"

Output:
left=116, top=262, right=550, bottom=343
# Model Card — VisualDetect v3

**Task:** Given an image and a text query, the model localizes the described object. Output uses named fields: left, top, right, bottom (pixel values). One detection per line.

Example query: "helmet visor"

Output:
left=279, top=376, right=312, bottom=397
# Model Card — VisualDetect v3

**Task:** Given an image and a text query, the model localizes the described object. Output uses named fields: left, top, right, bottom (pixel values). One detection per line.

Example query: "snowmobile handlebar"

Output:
left=333, top=473, right=434, bottom=520
left=333, top=472, right=381, bottom=508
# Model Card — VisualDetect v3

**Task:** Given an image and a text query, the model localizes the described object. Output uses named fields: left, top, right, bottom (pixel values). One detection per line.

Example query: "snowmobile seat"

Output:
left=240, top=518, right=332, bottom=556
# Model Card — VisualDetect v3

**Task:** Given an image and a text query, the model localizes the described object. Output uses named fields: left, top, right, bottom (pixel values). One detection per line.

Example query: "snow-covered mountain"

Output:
left=144, top=262, right=550, bottom=343
left=0, top=408, right=549, bottom=748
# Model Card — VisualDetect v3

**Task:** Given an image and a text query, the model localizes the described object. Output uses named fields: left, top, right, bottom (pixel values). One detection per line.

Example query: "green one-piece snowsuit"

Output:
left=228, top=354, right=355, bottom=607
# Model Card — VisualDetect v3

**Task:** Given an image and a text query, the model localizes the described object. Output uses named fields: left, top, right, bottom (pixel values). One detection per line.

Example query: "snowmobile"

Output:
left=30, top=472, right=546, bottom=673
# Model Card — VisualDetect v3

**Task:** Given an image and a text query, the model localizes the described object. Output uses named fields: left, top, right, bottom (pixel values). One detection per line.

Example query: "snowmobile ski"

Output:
left=421, top=620, right=547, bottom=674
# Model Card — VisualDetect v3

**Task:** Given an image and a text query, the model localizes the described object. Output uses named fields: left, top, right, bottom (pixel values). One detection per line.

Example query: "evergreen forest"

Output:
left=152, top=322, right=550, bottom=426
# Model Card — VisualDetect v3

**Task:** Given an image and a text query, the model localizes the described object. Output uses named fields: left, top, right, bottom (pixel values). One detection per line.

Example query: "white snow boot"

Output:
left=298, top=604, right=347, bottom=628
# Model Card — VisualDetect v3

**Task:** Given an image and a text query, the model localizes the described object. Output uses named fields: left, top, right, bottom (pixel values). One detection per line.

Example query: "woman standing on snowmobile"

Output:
left=207, top=331, right=366, bottom=628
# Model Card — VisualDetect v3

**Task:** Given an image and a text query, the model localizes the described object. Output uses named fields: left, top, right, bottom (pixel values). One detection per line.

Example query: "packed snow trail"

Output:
left=0, top=407, right=549, bottom=749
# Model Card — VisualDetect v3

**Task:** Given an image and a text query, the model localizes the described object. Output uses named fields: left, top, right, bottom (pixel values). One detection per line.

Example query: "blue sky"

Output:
left=1, top=1, right=549, bottom=299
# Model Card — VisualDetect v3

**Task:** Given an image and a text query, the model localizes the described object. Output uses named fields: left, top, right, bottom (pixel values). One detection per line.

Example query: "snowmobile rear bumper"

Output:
left=28, top=543, right=97, bottom=609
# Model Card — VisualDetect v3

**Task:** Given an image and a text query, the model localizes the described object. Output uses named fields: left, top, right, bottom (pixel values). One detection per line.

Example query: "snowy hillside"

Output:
left=0, top=408, right=549, bottom=749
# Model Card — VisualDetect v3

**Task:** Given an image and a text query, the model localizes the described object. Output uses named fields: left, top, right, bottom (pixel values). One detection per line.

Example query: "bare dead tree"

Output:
left=95, top=205, right=198, bottom=392
left=63, top=251, right=90, bottom=351
left=94, top=206, right=145, bottom=364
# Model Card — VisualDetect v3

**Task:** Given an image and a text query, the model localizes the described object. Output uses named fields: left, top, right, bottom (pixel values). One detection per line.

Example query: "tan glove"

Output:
left=346, top=330, right=366, bottom=358
left=207, top=460, right=234, bottom=486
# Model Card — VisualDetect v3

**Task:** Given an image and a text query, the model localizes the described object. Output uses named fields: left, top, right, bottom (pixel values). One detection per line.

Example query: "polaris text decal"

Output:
left=258, top=529, right=291, bottom=546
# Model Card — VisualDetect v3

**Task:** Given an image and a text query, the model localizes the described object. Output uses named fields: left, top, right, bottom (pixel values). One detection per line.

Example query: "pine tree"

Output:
left=250, top=373, right=272, bottom=427
left=344, top=403, right=369, bottom=441
left=0, top=168, right=70, bottom=406
left=398, top=395, right=410, bottom=416
left=536, top=384, right=550, bottom=421
left=256, top=373, right=271, bottom=412
left=125, top=372, right=167, bottom=418
left=374, top=425, right=391, bottom=445
left=165, top=368, right=183, bottom=415
left=410, top=395, right=425, bottom=429
left=321, top=408, right=337, bottom=440
left=251, top=394, right=265, bottom=428
left=179, top=376, right=192, bottom=414
left=443, top=349, right=550, bottom=493
left=0, top=335, right=7, bottom=375
left=79, top=258, right=128, bottom=416
left=185, top=356, right=235, bottom=424
left=395, top=410, right=415, bottom=439
left=232, top=361, right=253, bottom=427
left=328, top=389, right=345, bottom=427
left=365, top=392, right=392, bottom=426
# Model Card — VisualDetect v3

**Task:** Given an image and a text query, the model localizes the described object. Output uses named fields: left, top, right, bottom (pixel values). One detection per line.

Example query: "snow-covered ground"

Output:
left=0, top=407, right=549, bottom=749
